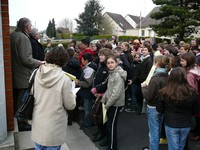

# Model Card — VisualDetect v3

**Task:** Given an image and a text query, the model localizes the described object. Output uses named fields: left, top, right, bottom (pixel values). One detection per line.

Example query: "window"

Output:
left=142, top=30, right=145, bottom=36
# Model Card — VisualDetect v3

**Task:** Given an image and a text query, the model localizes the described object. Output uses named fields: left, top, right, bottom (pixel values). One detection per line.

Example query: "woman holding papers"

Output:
left=31, top=46, right=76, bottom=150
left=142, top=55, right=173, bottom=150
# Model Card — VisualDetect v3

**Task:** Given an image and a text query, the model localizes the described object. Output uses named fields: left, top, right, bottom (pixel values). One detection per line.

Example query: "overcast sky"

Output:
left=9, top=0, right=156, bottom=31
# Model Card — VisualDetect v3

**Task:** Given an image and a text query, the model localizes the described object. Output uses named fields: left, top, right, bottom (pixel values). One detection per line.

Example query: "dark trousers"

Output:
left=13, top=88, right=31, bottom=131
left=107, top=106, right=121, bottom=150
left=136, top=84, right=143, bottom=113
left=13, top=88, right=27, bottom=115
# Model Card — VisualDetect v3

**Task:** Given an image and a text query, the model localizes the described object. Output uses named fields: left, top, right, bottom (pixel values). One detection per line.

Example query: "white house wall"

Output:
left=104, top=13, right=125, bottom=36
left=126, top=29, right=139, bottom=36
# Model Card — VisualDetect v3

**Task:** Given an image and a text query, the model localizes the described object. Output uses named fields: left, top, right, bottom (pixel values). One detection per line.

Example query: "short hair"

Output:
left=99, top=48, right=113, bottom=58
left=181, top=43, right=190, bottom=51
left=82, top=53, right=92, bottom=62
left=142, top=45, right=152, bottom=53
left=174, top=37, right=180, bottom=45
left=104, top=43, right=113, bottom=50
left=113, top=46, right=123, bottom=52
left=67, top=47, right=75, bottom=57
left=45, top=46, right=68, bottom=67
left=81, top=39, right=90, bottom=46
left=95, top=43, right=102, bottom=51
left=29, top=28, right=39, bottom=37
left=17, top=17, right=31, bottom=30
left=165, top=44, right=179, bottom=56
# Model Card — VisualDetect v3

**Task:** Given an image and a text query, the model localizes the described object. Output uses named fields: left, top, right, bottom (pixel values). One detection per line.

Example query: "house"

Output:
left=103, top=12, right=133, bottom=36
left=124, top=14, right=144, bottom=36
left=124, top=14, right=142, bottom=28
left=136, top=6, right=161, bottom=37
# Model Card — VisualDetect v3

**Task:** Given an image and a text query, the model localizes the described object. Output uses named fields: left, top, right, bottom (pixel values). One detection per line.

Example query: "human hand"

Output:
left=91, top=88, right=97, bottom=94
left=75, top=79, right=79, bottom=85
left=128, top=80, right=132, bottom=85
left=141, top=81, right=147, bottom=88
left=38, top=61, right=46, bottom=66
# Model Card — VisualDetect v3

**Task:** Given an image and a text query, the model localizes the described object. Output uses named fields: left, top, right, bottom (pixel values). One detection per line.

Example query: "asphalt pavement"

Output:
left=82, top=111, right=200, bottom=150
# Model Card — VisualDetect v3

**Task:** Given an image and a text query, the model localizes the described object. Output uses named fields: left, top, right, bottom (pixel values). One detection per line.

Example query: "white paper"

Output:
left=71, top=81, right=80, bottom=95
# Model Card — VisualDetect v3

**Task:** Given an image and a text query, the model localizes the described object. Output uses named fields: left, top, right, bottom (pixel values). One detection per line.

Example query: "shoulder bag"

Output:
left=15, top=69, right=38, bottom=121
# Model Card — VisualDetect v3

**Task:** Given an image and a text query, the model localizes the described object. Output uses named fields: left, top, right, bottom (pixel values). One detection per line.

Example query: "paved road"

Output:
left=83, top=111, right=200, bottom=150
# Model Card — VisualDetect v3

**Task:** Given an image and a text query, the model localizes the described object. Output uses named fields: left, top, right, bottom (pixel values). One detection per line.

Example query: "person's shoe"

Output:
left=78, top=106, right=84, bottom=110
left=125, top=108, right=135, bottom=113
left=119, top=107, right=124, bottom=112
left=18, top=123, right=31, bottom=131
left=143, top=147, right=149, bottom=150
left=159, top=138, right=167, bottom=144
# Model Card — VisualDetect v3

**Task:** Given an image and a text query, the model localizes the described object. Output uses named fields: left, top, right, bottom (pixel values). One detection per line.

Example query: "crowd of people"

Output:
left=10, top=17, right=200, bottom=150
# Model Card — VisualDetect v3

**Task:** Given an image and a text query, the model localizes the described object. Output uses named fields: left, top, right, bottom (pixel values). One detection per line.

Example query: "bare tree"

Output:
left=58, top=18, right=74, bottom=33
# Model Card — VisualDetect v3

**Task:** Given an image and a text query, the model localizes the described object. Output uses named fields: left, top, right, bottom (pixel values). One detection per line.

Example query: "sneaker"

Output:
left=143, top=147, right=149, bottom=150
left=125, top=108, right=135, bottom=113
left=159, top=138, right=167, bottom=144
left=78, top=106, right=84, bottom=110
left=119, top=107, right=124, bottom=112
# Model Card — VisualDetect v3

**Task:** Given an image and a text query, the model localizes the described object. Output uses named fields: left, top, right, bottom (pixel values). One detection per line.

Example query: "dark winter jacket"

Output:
left=93, top=63, right=108, bottom=93
left=129, top=60, right=141, bottom=84
left=62, top=57, right=82, bottom=79
left=142, top=71, right=168, bottom=106
left=29, top=35, right=44, bottom=61
left=138, top=56, right=153, bottom=83
left=124, top=50, right=133, bottom=65
left=157, top=92, right=199, bottom=128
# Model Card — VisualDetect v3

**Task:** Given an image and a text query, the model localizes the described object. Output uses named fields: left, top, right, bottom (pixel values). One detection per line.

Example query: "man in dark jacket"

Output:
left=11, top=18, right=44, bottom=131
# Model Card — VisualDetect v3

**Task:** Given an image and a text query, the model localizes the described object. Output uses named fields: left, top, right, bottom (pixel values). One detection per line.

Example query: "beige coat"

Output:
left=31, top=64, right=76, bottom=146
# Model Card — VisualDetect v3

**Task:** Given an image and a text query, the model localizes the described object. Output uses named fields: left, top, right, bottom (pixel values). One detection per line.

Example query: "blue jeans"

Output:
left=130, top=84, right=138, bottom=110
left=147, top=106, right=163, bottom=150
left=165, top=125, right=190, bottom=150
left=83, top=98, right=93, bottom=126
left=35, top=143, right=61, bottom=150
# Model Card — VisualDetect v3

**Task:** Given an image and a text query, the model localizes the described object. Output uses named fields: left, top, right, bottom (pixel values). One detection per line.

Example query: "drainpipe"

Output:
left=0, top=5, right=7, bottom=143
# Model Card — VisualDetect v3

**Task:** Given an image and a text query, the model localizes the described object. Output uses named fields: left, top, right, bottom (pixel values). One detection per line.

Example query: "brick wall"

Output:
left=1, top=0, right=14, bottom=131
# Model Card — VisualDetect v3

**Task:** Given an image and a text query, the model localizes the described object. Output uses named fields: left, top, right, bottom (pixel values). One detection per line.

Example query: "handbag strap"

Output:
left=28, top=69, right=38, bottom=92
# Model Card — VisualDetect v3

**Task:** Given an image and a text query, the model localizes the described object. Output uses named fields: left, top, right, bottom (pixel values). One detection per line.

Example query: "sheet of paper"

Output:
left=73, top=88, right=80, bottom=95
left=145, top=65, right=156, bottom=86
left=102, top=104, right=107, bottom=124
left=65, top=72, right=76, bottom=81
left=71, top=81, right=80, bottom=95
